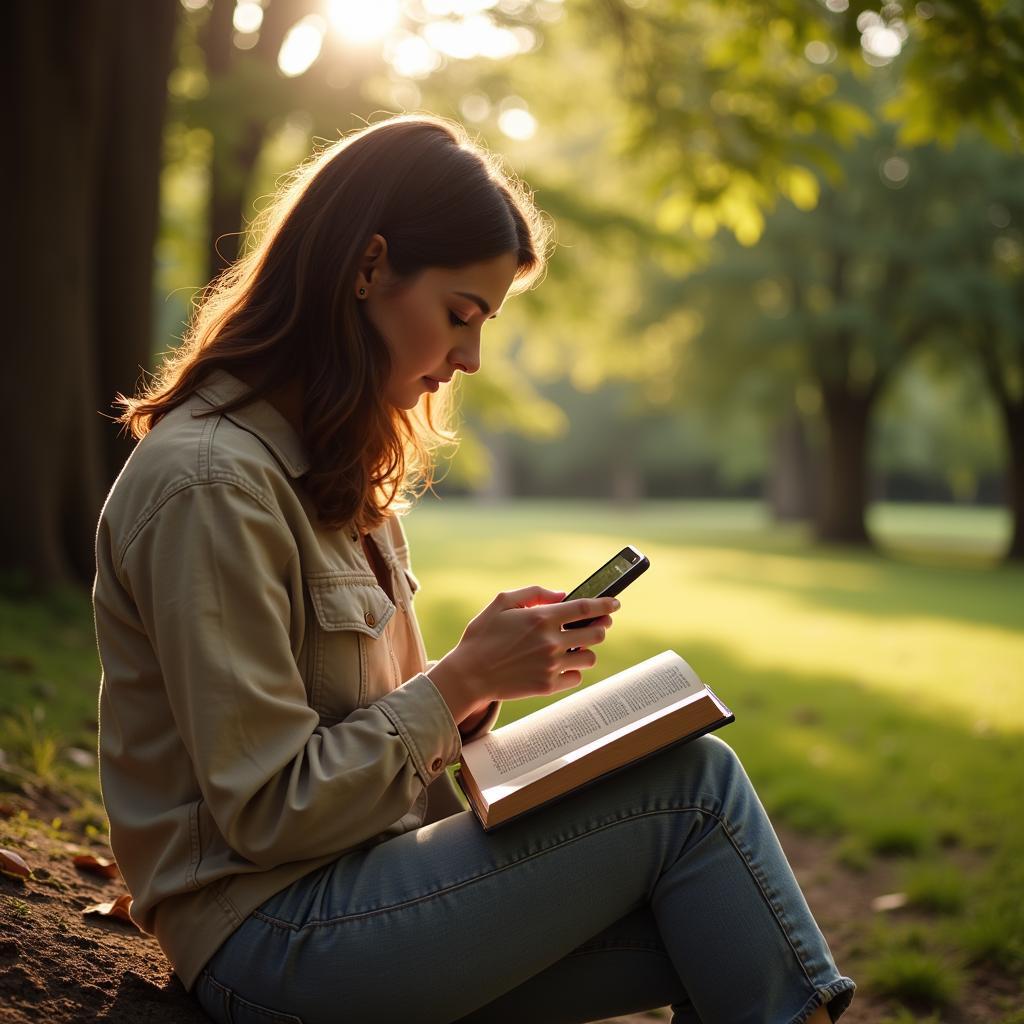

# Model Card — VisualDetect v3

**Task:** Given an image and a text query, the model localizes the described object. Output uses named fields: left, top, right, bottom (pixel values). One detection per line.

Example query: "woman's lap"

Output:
left=194, top=736, right=855, bottom=1024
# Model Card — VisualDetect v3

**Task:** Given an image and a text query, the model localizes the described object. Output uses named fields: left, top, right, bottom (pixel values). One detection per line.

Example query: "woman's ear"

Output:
left=355, top=233, right=389, bottom=298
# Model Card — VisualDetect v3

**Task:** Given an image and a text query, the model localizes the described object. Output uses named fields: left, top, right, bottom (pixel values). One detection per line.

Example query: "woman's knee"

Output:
left=665, top=734, right=750, bottom=800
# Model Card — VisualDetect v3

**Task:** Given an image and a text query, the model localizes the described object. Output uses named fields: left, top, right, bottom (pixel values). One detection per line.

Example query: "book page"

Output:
left=463, top=650, right=705, bottom=790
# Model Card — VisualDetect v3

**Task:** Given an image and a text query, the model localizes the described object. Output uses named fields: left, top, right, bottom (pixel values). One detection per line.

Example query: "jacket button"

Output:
left=364, top=611, right=376, bottom=627
left=431, top=757, right=443, bottom=772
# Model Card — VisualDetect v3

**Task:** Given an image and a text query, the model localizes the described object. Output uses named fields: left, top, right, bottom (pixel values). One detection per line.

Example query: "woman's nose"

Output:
left=451, top=334, right=481, bottom=375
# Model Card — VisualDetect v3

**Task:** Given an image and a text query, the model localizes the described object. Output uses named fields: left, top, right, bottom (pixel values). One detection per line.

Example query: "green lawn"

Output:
left=404, top=499, right=1024, bottom=987
left=2, top=499, right=1022, bottom=996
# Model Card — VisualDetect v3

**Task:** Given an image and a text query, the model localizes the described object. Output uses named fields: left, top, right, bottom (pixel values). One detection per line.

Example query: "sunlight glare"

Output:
left=460, top=93, right=492, bottom=122
left=328, top=0, right=401, bottom=45
left=385, top=32, right=443, bottom=78
left=277, top=15, right=326, bottom=77
left=861, top=24, right=901, bottom=59
left=498, top=106, right=536, bottom=141
left=232, top=1, right=263, bottom=34
left=422, top=14, right=522, bottom=60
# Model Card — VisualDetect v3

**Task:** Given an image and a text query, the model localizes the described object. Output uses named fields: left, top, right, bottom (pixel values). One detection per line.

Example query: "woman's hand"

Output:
left=426, top=587, right=618, bottom=724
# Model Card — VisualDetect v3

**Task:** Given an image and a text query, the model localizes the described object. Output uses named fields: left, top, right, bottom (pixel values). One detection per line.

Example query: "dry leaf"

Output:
left=83, top=892, right=136, bottom=927
left=871, top=892, right=909, bottom=912
left=0, top=848, right=32, bottom=880
left=73, top=853, right=120, bottom=880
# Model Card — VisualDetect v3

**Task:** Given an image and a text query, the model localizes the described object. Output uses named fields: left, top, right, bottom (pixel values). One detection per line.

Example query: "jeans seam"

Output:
left=564, top=941, right=672, bottom=958
left=715, top=815, right=820, bottom=992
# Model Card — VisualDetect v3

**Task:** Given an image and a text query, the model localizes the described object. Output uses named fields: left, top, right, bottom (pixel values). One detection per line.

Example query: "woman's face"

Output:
left=358, top=239, right=519, bottom=410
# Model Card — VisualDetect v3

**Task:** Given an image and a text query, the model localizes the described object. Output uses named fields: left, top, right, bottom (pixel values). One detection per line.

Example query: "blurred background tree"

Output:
left=5, top=0, right=1023, bottom=589
left=6, top=1, right=177, bottom=585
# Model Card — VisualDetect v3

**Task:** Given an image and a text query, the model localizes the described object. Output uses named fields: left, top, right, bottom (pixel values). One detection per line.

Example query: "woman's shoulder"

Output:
left=101, top=382, right=302, bottom=545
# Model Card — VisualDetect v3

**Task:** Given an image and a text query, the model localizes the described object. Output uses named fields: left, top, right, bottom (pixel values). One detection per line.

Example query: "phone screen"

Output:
left=565, top=552, right=637, bottom=601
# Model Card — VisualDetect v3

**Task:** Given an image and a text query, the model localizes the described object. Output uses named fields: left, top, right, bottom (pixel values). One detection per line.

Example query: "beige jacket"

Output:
left=92, top=369, right=500, bottom=990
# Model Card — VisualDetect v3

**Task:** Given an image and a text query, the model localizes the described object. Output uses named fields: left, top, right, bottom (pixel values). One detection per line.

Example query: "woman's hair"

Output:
left=119, top=114, right=550, bottom=530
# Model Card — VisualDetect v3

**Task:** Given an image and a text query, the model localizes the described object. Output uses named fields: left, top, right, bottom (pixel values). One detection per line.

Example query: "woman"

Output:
left=93, top=115, right=854, bottom=1024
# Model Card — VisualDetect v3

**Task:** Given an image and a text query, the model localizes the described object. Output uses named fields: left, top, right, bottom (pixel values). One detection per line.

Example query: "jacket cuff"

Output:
left=376, top=673, right=462, bottom=786
left=458, top=700, right=502, bottom=744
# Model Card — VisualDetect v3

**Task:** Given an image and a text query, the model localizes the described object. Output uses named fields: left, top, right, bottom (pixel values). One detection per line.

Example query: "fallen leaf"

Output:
left=83, top=892, right=136, bottom=928
left=871, top=892, right=909, bottom=912
left=0, top=848, right=32, bottom=880
left=73, top=853, right=120, bottom=880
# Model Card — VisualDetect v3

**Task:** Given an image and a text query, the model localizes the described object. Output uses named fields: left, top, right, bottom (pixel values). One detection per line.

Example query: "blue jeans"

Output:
left=193, top=736, right=855, bottom=1024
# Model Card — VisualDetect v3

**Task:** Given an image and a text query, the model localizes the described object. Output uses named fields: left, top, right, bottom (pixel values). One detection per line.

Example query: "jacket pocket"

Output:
left=305, top=573, right=397, bottom=720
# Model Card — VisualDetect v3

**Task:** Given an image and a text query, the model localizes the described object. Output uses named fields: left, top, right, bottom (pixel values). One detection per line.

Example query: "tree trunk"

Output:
left=202, top=0, right=310, bottom=283
left=999, top=400, right=1024, bottom=562
left=208, top=120, right=269, bottom=281
left=2, top=2, right=176, bottom=589
left=767, top=408, right=814, bottom=521
left=4, top=4, right=112, bottom=587
left=94, top=0, right=178, bottom=488
left=815, top=386, right=873, bottom=544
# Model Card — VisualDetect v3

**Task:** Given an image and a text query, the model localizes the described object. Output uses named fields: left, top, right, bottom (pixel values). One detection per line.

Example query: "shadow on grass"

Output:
left=685, top=543, right=1024, bottom=635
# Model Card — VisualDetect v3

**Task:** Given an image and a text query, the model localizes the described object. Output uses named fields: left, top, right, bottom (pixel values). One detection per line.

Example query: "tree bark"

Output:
left=2, top=2, right=176, bottom=589
left=94, top=0, right=179, bottom=489
left=999, top=400, right=1024, bottom=562
left=767, top=408, right=814, bottom=521
left=4, top=4, right=112, bottom=587
left=815, top=386, right=873, bottom=544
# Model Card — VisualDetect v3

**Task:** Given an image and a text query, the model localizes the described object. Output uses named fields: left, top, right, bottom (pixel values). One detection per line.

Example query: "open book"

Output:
left=454, top=651, right=734, bottom=830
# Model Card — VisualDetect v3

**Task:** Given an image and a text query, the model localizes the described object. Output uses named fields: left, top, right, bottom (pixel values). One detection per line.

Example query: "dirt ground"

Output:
left=1, top=789, right=1020, bottom=1024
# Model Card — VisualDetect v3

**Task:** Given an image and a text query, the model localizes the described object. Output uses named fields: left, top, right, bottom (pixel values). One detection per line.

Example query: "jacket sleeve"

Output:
left=119, top=480, right=462, bottom=869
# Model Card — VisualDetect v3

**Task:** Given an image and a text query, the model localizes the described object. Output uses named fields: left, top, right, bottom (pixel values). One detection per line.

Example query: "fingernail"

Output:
left=611, top=599, right=621, bottom=610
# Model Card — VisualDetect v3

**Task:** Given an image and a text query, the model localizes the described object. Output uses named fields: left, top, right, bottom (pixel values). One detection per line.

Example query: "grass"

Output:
left=903, top=862, right=967, bottom=915
left=865, top=946, right=962, bottom=1007
left=402, top=498, right=1024, bottom=993
left=2, top=498, right=1022, bottom=1007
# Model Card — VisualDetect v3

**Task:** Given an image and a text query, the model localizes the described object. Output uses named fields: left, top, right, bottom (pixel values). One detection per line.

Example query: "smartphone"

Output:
left=562, top=545, right=650, bottom=630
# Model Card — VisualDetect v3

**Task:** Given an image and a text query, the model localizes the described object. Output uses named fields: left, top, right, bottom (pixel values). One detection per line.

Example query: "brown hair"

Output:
left=119, top=114, right=549, bottom=530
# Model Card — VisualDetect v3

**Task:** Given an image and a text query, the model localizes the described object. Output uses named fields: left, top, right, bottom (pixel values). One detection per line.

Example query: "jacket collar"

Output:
left=194, top=369, right=311, bottom=478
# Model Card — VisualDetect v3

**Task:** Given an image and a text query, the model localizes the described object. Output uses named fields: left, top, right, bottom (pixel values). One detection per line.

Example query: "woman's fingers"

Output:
left=563, top=647, right=598, bottom=671
left=562, top=621, right=610, bottom=650
left=539, top=596, right=619, bottom=628
left=494, top=586, right=566, bottom=610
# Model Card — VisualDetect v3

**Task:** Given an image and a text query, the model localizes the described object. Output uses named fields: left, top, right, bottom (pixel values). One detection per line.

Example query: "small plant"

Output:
left=904, top=862, right=966, bottom=914
left=866, top=948, right=961, bottom=1007
left=72, top=800, right=109, bottom=835
left=3, top=896, right=32, bottom=919
left=1, top=705, right=61, bottom=782
left=866, top=821, right=929, bottom=858
left=960, top=901, right=1024, bottom=973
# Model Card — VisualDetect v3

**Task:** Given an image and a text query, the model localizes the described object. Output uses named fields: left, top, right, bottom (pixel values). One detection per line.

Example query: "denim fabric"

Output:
left=192, top=736, right=855, bottom=1024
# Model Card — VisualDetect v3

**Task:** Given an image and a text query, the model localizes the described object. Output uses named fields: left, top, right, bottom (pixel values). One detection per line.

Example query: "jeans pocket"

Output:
left=195, top=968, right=304, bottom=1024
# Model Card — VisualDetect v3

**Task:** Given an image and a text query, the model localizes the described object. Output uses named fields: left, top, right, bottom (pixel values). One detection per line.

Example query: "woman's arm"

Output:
left=116, top=480, right=461, bottom=868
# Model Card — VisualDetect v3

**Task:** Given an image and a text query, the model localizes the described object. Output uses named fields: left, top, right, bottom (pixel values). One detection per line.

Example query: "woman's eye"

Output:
left=449, top=311, right=468, bottom=328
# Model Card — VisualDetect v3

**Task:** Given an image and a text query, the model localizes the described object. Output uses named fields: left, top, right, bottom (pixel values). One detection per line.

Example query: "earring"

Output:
left=358, top=287, right=366, bottom=297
